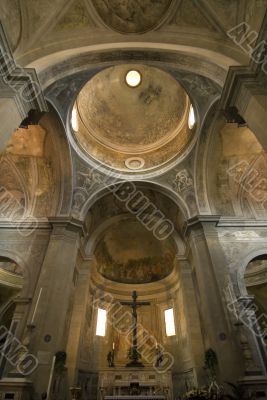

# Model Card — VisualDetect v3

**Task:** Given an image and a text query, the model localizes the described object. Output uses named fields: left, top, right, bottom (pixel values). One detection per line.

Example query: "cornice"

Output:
left=217, top=218, right=267, bottom=228
left=0, top=21, right=48, bottom=120
left=48, top=216, right=86, bottom=236
left=219, top=9, right=267, bottom=112
left=183, top=214, right=221, bottom=236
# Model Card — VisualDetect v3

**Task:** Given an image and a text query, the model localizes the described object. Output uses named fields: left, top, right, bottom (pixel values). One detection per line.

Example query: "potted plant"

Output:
left=126, top=346, right=144, bottom=367
left=127, top=346, right=141, bottom=361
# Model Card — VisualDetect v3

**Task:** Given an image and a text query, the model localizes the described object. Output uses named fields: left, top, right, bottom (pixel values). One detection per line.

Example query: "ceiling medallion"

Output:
left=125, top=157, right=145, bottom=170
left=125, top=70, right=142, bottom=88
left=91, top=0, right=174, bottom=34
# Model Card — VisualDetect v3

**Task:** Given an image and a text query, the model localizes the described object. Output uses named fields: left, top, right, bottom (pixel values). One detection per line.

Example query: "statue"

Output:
left=107, top=351, right=114, bottom=367
left=155, top=347, right=163, bottom=368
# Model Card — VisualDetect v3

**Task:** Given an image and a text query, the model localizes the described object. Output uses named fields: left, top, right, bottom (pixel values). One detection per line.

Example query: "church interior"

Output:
left=0, top=1, right=267, bottom=399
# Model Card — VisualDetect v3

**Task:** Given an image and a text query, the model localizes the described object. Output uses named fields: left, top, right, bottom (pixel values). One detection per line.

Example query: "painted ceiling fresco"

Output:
left=95, top=218, right=176, bottom=284
left=91, top=0, right=173, bottom=33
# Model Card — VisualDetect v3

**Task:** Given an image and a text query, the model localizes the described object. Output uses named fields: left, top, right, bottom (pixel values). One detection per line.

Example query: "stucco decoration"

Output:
left=72, top=64, right=195, bottom=173
left=95, top=218, right=176, bottom=284
left=91, top=0, right=174, bottom=33
left=0, top=106, right=70, bottom=218
left=6, top=126, right=46, bottom=157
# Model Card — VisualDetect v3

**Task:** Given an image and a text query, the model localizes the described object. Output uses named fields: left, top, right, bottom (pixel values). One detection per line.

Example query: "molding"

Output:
left=0, top=21, right=48, bottom=120
left=183, top=214, right=221, bottom=236
left=13, top=297, right=32, bottom=304
left=219, top=10, right=267, bottom=113
left=217, top=218, right=267, bottom=228
left=48, top=216, right=86, bottom=236
left=0, top=220, right=51, bottom=230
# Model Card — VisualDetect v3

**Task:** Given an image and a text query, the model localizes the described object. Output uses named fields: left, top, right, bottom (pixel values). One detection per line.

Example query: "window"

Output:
left=71, top=105, right=78, bottom=132
left=96, top=308, right=107, bottom=337
left=125, top=70, right=142, bottom=88
left=188, top=104, right=196, bottom=130
left=164, top=308, right=176, bottom=336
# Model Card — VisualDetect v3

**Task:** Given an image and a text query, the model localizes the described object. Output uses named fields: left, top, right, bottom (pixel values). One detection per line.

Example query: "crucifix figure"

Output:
left=120, top=291, right=150, bottom=367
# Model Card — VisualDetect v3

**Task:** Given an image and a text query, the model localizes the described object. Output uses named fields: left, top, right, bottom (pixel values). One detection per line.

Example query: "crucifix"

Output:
left=120, top=291, right=150, bottom=367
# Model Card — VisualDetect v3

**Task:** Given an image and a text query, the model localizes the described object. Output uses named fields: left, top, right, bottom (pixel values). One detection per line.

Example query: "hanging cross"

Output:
left=120, top=291, right=150, bottom=366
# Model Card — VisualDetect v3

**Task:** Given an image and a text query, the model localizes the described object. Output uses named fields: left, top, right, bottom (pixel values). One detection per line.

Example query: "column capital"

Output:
left=183, top=215, right=221, bottom=236
left=48, top=217, right=86, bottom=237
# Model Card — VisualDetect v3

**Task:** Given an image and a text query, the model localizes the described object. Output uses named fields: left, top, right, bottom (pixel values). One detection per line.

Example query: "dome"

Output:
left=71, top=64, right=196, bottom=173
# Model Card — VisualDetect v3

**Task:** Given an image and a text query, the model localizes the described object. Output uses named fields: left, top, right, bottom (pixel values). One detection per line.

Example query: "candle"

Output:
left=47, top=355, right=56, bottom=400
left=112, top=342, right=115, bottom=350
left=31, top=287, right=43, bottom=325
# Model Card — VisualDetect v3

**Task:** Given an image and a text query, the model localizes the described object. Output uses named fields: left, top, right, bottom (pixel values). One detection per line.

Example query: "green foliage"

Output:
left=204, top=348, right=218, bottom=380
left=54, top=351, right=67, bottom=375
left=127, top=347, right=141, bottom=361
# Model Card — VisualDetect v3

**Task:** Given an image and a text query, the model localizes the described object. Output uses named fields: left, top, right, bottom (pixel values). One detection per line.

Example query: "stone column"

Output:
left=27, top=218, right=83, bottom=397
left=176, top=256, right=206, bottom=386
left=65, top=256, right=93, bottom=386
left=236, top=91, right=267, bottom=151
left=220, top=63, right=267, bottom=152
left=186, top=218, right=243, bottom=383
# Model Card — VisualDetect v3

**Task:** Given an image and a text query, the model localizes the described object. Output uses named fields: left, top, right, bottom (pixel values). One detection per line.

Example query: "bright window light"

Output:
left=188, top=104, right=196, bottom=130
left=125, top=70, right=142, bottom=88
left=96, top=308, right=107, bottom=337
left=164, top=308, right=176, bottom=337
left=71, top=105, right=78, bottom=132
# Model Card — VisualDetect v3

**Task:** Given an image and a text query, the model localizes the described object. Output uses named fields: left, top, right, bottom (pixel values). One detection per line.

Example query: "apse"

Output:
left=94, top=217, right=176, bottom=284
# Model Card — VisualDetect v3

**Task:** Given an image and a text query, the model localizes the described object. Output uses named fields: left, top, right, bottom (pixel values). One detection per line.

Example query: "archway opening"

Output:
left=244, top=255, right=267, bottom=347
left=0, top=257, right=23, bottom=377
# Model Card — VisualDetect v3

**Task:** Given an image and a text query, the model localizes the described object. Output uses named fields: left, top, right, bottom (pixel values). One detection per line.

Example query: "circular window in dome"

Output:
left=125, top=70, right=142, bottom=88
left=70, top=64, right=197, bottom=174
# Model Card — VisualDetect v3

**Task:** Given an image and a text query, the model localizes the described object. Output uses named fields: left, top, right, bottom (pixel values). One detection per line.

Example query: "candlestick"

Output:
left=31, top=287, right=43, bottom=325
left=47, top=355, right=56, bottom=400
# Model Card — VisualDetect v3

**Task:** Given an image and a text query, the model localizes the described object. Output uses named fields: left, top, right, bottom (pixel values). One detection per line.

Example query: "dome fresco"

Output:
left=72, top=64, right=196, bottom=173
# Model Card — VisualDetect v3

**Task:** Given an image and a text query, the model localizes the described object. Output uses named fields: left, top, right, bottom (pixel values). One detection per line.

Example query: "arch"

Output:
left=194, top=99, right=222, bottom=215
left=79, top=180, right=190, bottom=223
left=24, top=44, right=242, bottom=89
left=38, top=101, right=73, bottom=216
left=85, top=213, right=185, bottom=258
left=0, top=250, right=30, bottom=297
left=236, top=248, right=267, bottom=297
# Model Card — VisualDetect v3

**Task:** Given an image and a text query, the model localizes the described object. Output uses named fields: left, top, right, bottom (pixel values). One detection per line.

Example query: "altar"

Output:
left=98, top=368, right=173, bottom=400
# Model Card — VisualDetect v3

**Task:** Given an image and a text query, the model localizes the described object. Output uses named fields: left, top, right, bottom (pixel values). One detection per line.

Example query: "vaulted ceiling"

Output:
left=1, top=0, right=266, bottom=68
